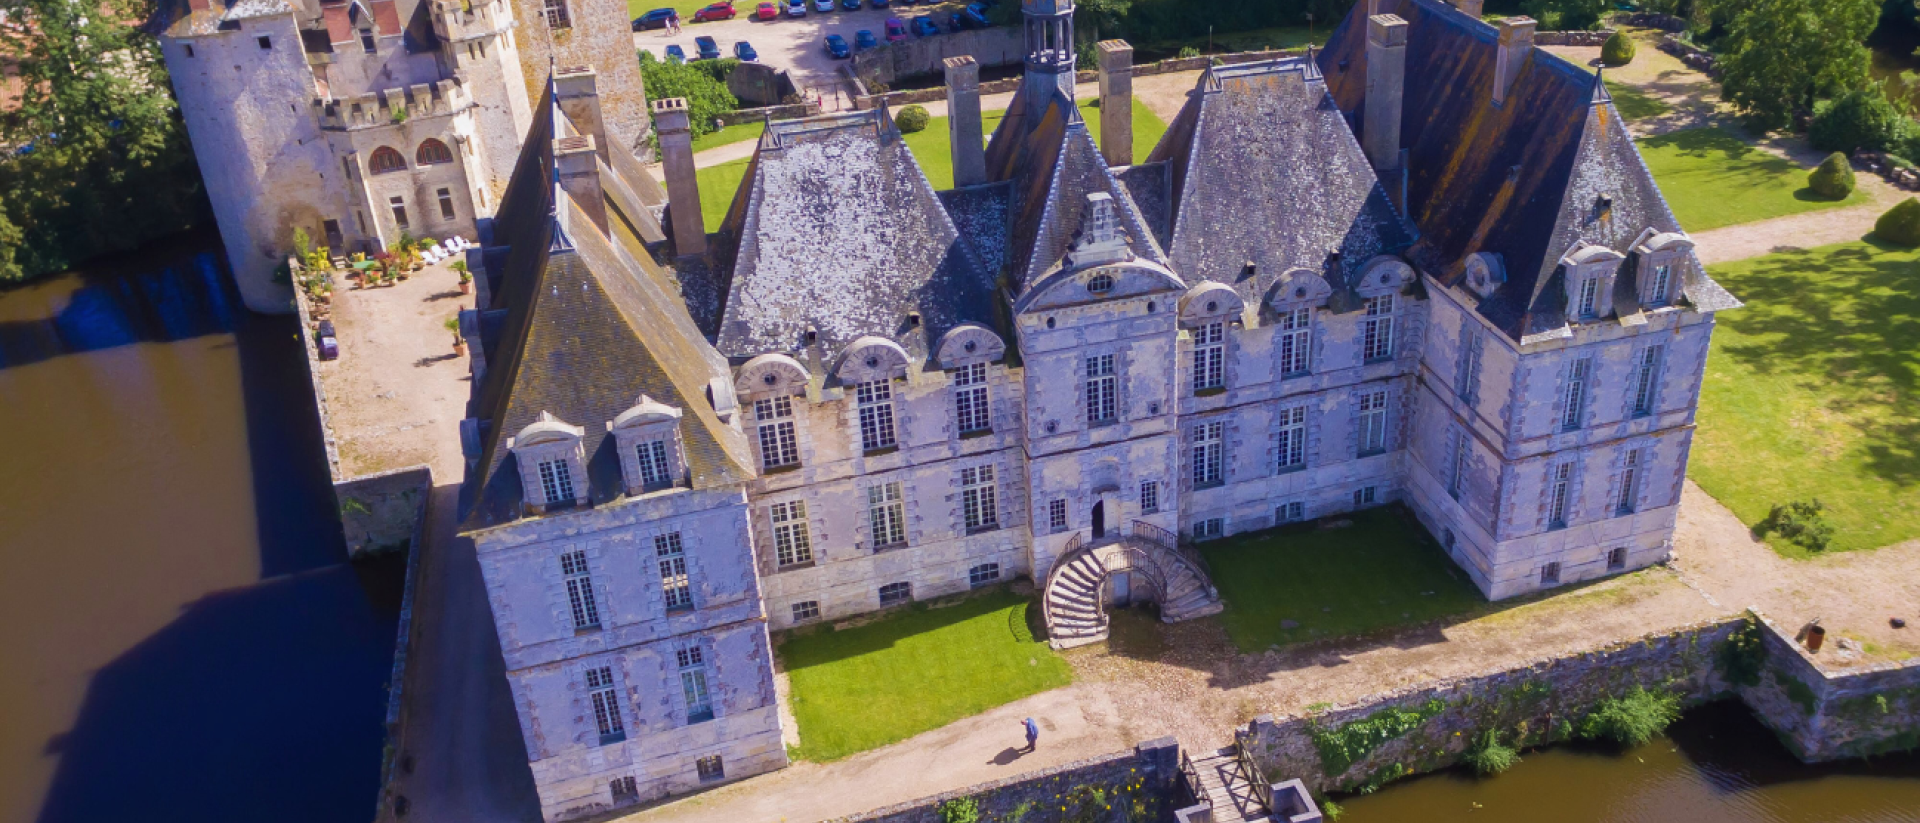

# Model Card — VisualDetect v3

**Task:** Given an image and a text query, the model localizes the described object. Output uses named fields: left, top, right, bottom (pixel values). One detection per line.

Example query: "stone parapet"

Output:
left=432, top=0, right=514, bottom=43
left=318, top=76, right=473, bottom=131
left=830, top=738, right=1182, bottom=823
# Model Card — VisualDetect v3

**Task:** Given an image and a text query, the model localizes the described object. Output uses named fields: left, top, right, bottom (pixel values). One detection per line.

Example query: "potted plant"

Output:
left=451, top=260, right=472, bottom=294
left=446, top=316, right=466, bottom=356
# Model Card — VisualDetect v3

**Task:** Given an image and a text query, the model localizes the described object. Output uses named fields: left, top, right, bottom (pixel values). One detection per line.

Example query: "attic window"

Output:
left=183, top=44, right=195, bottom=58
left=1596, top=194, right=1614, bottom=220
left=257, top=35, right=271, bottom=49
left=360, top=28, right=376, bottom=53
left=906, top=313, right=922, bottom=328
left=1087, top=273, right=1114, bottom=295
left=762, top=373, right=777, bottom=386
left=803, top=329, right=818, bottom=346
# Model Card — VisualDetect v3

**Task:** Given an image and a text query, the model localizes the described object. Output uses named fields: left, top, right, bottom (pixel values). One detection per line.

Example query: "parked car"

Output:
left=871, top=0, right=888, bottom=7
left=755, top=1, right=779, bottom=19
left=316, top=319, right=339, bottom=360
left=631, top=7, right=677, bottom=29
left=692, top=1, right=736, bottom=20
left=785, top=0, right=805, bottom=17
left=824, top=33, right=850, bottom=58
left=813, top=0, right=833, bottom=11
left=664, top=44, right=686, bottom=62
left=694, top=35, right=721, bottom=59
left=910, top=15, right=938, bottom=36
left=884, top=17, right=907, bottom=41
left=960, top=5, right=989, bottom=27
left=854, top=29, right=877, bottom=50
left=734, top=40, right=758, bottom=60
left=945, top=11, right=964, bottom=30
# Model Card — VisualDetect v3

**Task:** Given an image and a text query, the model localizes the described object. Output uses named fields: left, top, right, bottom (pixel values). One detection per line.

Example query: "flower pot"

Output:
left=460, top=280, right=472, bottom=295
left=453, top=341, right=467, bottom=357
left=1806, top=625, right=1827, bottom=653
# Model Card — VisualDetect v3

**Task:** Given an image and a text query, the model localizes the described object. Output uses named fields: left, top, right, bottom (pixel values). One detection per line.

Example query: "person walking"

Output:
left=1022, top=717, right=1039, bottom=752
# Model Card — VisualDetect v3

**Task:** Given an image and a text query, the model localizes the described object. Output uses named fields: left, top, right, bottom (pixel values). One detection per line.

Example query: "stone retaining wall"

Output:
left=1615, top=12, right=1687, bottom=32
left=374, top=476, right=433, bottom=820
left=1852, top=150, right=1920, bottom=192
left=829, top=738, right=1181, bottom=823
left=851, top=27, right=1025, bottom=88
left=1737, top=611, right=1920, bottom=761
left=851, top=48, right=1300, bottom=111
left=1534, top=29, right=1613, bottom=47
left=1658, top=35, right=1718, bottom=78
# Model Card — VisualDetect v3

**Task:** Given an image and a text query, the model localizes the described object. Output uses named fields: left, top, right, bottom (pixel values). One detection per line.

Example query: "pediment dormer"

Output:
left=735, top=353, right=810, bottom=400
left=832, top=336, right=911, bottom=386
left=933, top=323, right=1006, bottom=370
left=609, top=395, right=687, bottom=496
left=509, top=411, right=588, bottom=513
left=1178, top=282, right=1245, bottom=327
left=1559, top=242, right=1625, bottom=322
left=1632, top=230, right=1693, bottom=309
left=1267, top=267, right=1335, bottom=312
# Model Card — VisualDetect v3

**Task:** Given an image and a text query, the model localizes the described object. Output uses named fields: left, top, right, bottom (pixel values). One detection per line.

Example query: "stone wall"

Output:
left=716, top=101, right=820, bottom=128
left=851, top=27, right=1025, bottom=88
left=1241, top=617, right=1743, bottom=793
left=852, top=48, right=1304, bottom=111
left=1534, top=30, right=1613, bottom=47
left=373, top=468, right=433, bottom=821
left=1615, top=12, right=1688, bottom=32
left=1658, top=36, right=1718, bottom=78
left=831, top=738, right=1181, bottom=823
left=338, top=466, right=433, bottom=555
left=1736, top=612, right=1920, bottom=761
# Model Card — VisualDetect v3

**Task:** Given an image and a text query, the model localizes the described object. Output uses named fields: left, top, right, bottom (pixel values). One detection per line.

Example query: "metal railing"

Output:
left=1234, top=728, right=1273, bottom=817
left=1130, top=519, right=1220, bottom=600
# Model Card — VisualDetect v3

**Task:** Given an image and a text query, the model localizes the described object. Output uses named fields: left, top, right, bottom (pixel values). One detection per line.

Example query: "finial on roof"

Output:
left=1591, top=65, right=1612, bottom=105
left=1303, top=44, right=1323, bottom=82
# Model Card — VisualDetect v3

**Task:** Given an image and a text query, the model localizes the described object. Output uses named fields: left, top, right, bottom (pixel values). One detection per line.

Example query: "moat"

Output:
left=2, top=238, right=1918, bottom=822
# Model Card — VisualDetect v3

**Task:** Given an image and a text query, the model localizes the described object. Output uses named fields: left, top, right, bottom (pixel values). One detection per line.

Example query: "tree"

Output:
left=1808, top=152, right=1858, bottom=199
left=1601, top=31, right=1637, bottom=67
left=0, top=0, right=208, bottom=283
left=1717, top=0, right=1878, bottom=131
left=1809, top=87, right=1914, bottom=154
left=639, top=52, right=741, bottom=141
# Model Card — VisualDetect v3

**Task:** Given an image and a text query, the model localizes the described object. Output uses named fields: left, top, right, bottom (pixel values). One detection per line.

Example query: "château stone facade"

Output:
left=443, top=0, right=1738, bottom=820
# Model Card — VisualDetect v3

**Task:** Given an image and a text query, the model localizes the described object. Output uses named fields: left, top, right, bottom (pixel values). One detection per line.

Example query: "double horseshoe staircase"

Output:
left=1042, top=520, right=1224, bottom=649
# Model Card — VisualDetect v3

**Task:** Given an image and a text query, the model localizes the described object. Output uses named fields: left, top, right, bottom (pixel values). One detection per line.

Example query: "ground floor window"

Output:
left=610, top=776, right=637, bottom=804
left=1353, top=486, right=1377, bottom=507
left=1193, top=517, right=1224, bottom=540
left=696, top=755, right=724, bottom=782
left=389, top=195, right=408, bottom=229
left=969, top=563, right=1000, bottom=587
left=1540, top=561, right=1562, bottom=585
left=879, top=581, right=912, bottom=606
left=1608, top=546, right=1628, bottom=570
left=1276, top=501, right=1304, bottom=523
left=791, top=600, right=820, bottom=622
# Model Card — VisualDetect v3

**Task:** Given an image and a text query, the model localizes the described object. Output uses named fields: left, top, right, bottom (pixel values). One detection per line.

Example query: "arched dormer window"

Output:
left=368, top=146, right=406, bottom=174
left=610, top=395, right=686, bottom=495
left=1087, top=273, right=1114, bottom=295
left=416, top=139, right=454, bottom=166
left=1558, top=243, right=1625, bottom=323
left=1633, top=231, right=1693, bottom=309
left=542, top=0, right=571, bottom=29
left=510, top=412, right=587, bottom=513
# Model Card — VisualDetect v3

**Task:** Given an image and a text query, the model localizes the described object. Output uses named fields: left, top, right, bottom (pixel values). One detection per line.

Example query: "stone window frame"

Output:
left=1559, top=356, right=1594, bottom=432
left=834, top=337, right=910, bottom=454
left=791, top=600, right=821, bottom=623
left=1139, top=480, right=1160, bottom=514
left=1084, top=351, right=1121, bottom=426
left=766, top=498, right=814, bottom=569
left=610, top=776, right=639, bottom=806
left=368, top=145, right=407, bottom=174
left=1048, top=498, right=1069, bottom=533
left=1628, top=342, right=1665, bottom=419
left=734, top=354, right=810, bottom=472
left=560, top=548, right=603, bottom=631
left=853, top=378, right=899, bottom=453
left=878, top=580, right=913, bottom=607
left=1455, top=323, right=1483, bottom=404
left=510, top=412, right=589, bottom=513
left=1544, top=460, right=1578, bottom=531
left=951, top=361, right=992, bottom=436
left=1275, top=404, right=1308, bottom=474
left=1178, top=282, right=1244, bottom=397
left=1447, top=426, right=1470, bottom=501
left=675, top=639, right=715, bottom=724
left=1558, top=243, right=1626, bottom=324
left=609, top=396, right=687, bottom=496
left=1192, top=516, right=1225, bottom=540
left=1191, top=418, right=1226, bottom=488
left=416, top=138, right=455, bottom=166
left=960, top=463, right=1000, bottom=533
left=580, top=661, right=627, bottom=745
left=696, top=755, right=725, bottom=782
left=542, top=0, right=571, bottom=29
left=655, top=531, right=693, bottom=613
left=968, top=562, right=1002, bottom=588
left=1267, top=268, right=1332, bottom=379
left=1276, top=500, right=1305, bottom=523
left=865, top=480, right=909, bottom=551
left=1355, top=388, right=1390, bottom=457
left=1633, top=231, right=1694, bottom=309
left=751, top=394, right=802, bottom=472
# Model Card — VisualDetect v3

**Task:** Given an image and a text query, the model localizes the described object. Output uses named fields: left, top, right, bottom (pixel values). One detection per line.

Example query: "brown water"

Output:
left=1338, top=702, right=1920, bottom=822
left=0, top=233, right=400, bottom=823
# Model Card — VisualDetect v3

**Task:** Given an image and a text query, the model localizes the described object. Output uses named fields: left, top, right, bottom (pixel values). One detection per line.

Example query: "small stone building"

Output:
left=455, top=0, right=1739, bottom=819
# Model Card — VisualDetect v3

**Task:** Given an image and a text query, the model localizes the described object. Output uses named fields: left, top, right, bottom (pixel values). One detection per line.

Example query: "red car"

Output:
left=755, top=0, right=778, bottom=18
left=692, top=2, right=736, bottom=21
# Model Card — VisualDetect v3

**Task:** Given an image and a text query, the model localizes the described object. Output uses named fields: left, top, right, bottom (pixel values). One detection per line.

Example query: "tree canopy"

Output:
left=0, top=0, right=208, bottom=282
left=638, top=52, right=740, bottom=142
left=1716, top=0, right=1878, bottom=132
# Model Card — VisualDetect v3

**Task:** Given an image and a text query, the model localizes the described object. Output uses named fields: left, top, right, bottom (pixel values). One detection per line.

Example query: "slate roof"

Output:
left=463, top=81, right=749, bottom=531
left=1318, top=0, right=1733, bottom=339
left=1151, top=56, right=1415, bottom=308
left=939, top=182, right=1014, bottom=280
left=709, top=109, right=997, bottom=362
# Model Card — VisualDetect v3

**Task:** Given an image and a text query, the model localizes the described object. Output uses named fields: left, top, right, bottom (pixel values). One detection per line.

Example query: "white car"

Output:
left=813, top=0, right=832, bottom=11
left=785, top=0, right=805, bottom=16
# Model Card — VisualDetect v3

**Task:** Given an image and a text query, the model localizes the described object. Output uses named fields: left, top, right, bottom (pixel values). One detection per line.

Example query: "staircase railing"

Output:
left=1179, top=747, right=1208, bottom=808
left=1130, top=520, right=1219, bottom=599
left=1040, top=530, right=1091, bottom=642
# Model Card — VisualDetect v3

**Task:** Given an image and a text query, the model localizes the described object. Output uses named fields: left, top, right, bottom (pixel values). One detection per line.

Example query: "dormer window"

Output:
left=1648, top=264, right=1673, bottom=306
left=1559, top=243, right=1625, bottom=324
left=1576, top=275, right=1600, bottom=319
left=359, top=27, right=375, bottom=53
left=1634, top=231, right=1692, bottom=309
left=539, top=458, right=575, bottom=503
left=511, top=412, right=587, bottom=513
left=1087, top=273, right=1114, bottom=295
left=636, top=441, right=671, bottom=486
left=610, top=395, right=686, bottom=495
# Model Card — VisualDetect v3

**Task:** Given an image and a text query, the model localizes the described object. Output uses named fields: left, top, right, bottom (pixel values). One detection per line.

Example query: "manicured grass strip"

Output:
left=691, top=120, right=767, bottom=153
left=696, top=157, right=753, bottom=232
left=1605, top=80, right=1670, bottom=121
left=1690, top=241, right=1920, bottom=556
left=1199, top=506, right=1484, bottom=653
left=778, top=590, right=1072, bottom=762
left=1637, top=126, right=1864, bottom=232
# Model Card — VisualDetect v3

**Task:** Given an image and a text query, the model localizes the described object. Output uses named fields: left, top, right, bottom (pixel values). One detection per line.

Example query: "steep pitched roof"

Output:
left=1318, top=0, right=1733, bottom=338
left=1153, top=57, right=1415, bottom=306
left=710, top=110, right=997, bottom=361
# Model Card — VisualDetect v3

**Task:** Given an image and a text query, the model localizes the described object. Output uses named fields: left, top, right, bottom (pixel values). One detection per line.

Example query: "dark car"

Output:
left=692, top=1, right=736, bottom=20
left=854, top=29, right=877, bottom=50
left=910, top=15, right=938, bottom=36
left=841, top=0, right=860, bottom=9
left=871, top=0, right=888, bottom=6
left=734, top=40, right=758, bottom=60
left=664, top=44, right=686, bottom=62
left=316, top=319, right=339, bottom=360
left=961, top=5, right=989, bottom=27
left=694, top=35, right=721, bottom=59
left=945, top=11, right=964, bottom=30
left=824, top=33, right=851, bottom=58
left=631, top=7, right=677, bottom=29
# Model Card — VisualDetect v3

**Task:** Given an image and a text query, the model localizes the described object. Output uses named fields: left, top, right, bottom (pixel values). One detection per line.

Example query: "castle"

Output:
left=154, top=0, right=652, bottom=312
left=153, top=0, right=1737, bottom=817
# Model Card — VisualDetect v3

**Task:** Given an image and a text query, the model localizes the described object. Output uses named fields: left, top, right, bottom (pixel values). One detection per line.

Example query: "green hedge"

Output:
left=1875, top=198, right=1920, bottom=247
left=1601, top=31, right=1637, bottom=66
left=1808, top=152, right=1857, bottom=200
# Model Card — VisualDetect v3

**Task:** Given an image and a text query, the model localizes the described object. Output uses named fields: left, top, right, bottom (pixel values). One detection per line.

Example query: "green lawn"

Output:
left=695, top=98, right=1169, bottom=230
left=1198, top=506, right=1485, bottom=653
left=1690, top=241, right=1920, bottom=557
left=778, top=589, right=1072, bottom=761
left=626, top=0, right=727, bottom=20
left=1637, top=126, right=1865, bottom=232
left=1606, top=80, right=1671, bottom=121
left=691, top=120, right=766, bottom=153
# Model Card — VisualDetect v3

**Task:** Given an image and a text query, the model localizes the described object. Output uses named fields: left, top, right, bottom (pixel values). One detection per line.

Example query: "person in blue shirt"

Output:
left=1023, top=717, right=1039, bottom=752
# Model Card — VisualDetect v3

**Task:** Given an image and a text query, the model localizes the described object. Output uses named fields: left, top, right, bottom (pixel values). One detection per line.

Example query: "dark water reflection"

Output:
left=0, top=232, right=401, bottom=823
left=1338, top=702, right=1920, bottom=822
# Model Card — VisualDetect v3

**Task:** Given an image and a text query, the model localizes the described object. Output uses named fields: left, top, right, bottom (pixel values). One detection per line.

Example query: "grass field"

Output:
left=1690, top=241, right=1920, bottom=557
left=695, top=97, right=1169, bottom=229
left=691, top=120, right=767, bottom=153
left=777, top=589, right=1072, bottom=762
left=1637, top=126, right=1865, bottom=232
left=1606, top=80, right=1670, bottom=121
left=1198, top=507, right=1485, bottom=652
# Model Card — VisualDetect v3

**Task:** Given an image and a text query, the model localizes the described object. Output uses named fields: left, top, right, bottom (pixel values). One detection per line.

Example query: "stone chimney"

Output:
left=554, top=135, right=607, bottom=235
left=1096, top=40, right=1134, bottom=168
left=554, top=66, right=609, bottom=163
left=1454, top=0, right=1484, bottom=17
left=1364, top=15, right=1408, bottom=174
left=944, top=56, right=986, bottom=188
left=1495, top=17, right=1537, bottom=107
left=651, top=97, right=707, bottom=258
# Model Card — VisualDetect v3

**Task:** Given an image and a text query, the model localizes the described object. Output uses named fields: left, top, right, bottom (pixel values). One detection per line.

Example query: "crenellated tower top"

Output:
left=1021, top=0, right=1076, bottom=122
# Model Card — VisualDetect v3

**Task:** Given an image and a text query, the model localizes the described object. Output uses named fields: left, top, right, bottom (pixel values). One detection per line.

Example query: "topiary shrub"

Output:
left=1462, top=729, right=1520, bottom=776
left=1758, top=498, right=1836, bottom=552
left=1601, top=31, right=1636, bottom=67
left=896, top=104, right=930, bottom=134
left=1577, top=687, right=1682, bottom=747
left=1807, top=152, right=1857, bottom=200
left=1875, top=198, right=1920, bottom=247
left=1809, top=89, right=1912, bottom=155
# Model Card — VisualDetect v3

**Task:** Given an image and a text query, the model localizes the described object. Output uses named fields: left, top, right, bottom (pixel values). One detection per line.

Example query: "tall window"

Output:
left=1277, top=406, right=1306, bottom=471
left=389, top=195, right=409, bottom=229
left=1649, top=263, right=1673, bottom=306
left=437, top=187, right=455, bottom=220
left=1561, top=358, right=1591, bottom=431
left=1616, top=450, right=1641, bottom=515
left=952, top=362, right=990, bottom=434
left=1085, top=354, right=1117, bottom=424
left=1192, top=421, right=1224, bottom=486
left=1362, top=295, right=1395, bottom=361
left=754, top=396, right=799, bottom=470
left=1576, top=276, right=1600, bottom=319
left=417, top=139, right=454, bottom=166
left=1277, top=307, right=1312, bottom=376
left=1632, top=345, right=1663, bottom=417
left=586, top=666, right=624, bottom=743
left=677, top=645, right=712, bottom=722
left=359, top=27, right=376, bottom=53
left=962, top=465, right=997, bottom=531
left=1192, top=323, right=1225, bottom=393
left=1548, top=462, right=1573, bottom=528
left=1357, top=390, right=1388, bottom=455
left=369, top=146, right=406, bottom=174
left=635, top=440, right=672, bottom=488
left=542, top=0, right=571, bottom=28
left=1139, top=480, right=1159, bottom=514
left=1456, top=331, right=1480, bottom=402
left=770, top=501, right=812, bottom=567
left=1048, top=499, right=1068, bottom=533
left=657, top=532, right=690, bottom=611
left=1449, top=429, right=1469, bottom=500
left=856, top=379, right=897, bottom=451
left=561, top=550, right=601, bottom=630
left=867, top=482, right=906, bottom=548
left=539, top=457, right=575, bottom=505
